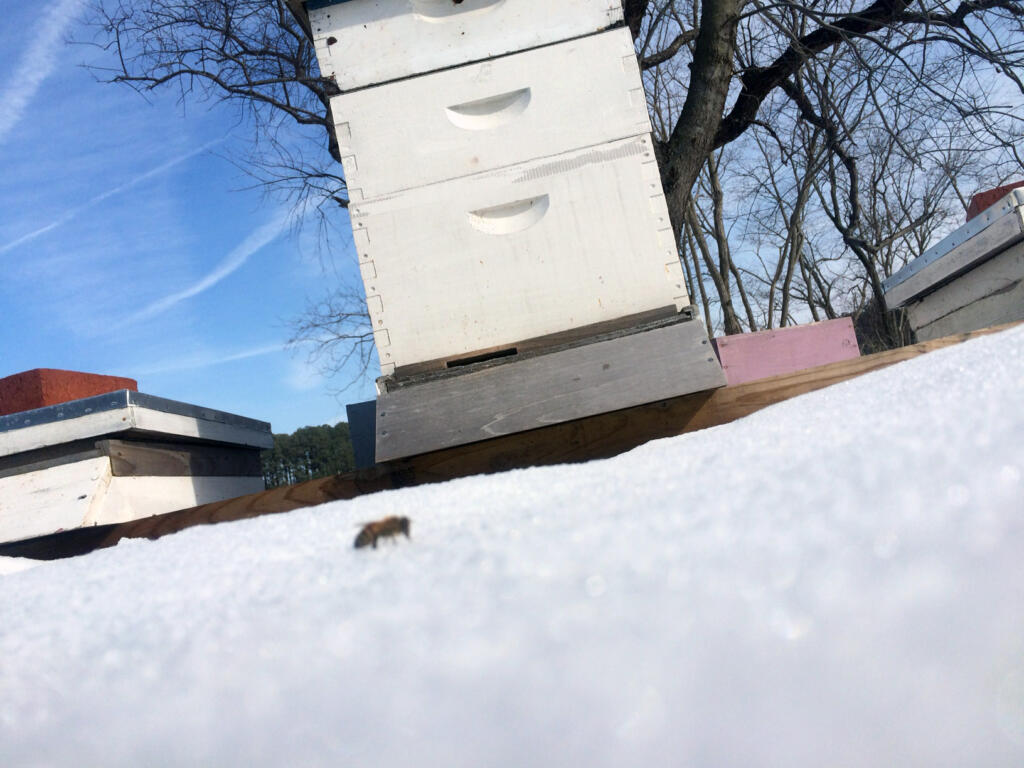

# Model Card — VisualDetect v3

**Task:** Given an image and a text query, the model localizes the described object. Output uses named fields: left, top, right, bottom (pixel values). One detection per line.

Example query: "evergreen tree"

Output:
left=261, top=423, right=354, bottom=489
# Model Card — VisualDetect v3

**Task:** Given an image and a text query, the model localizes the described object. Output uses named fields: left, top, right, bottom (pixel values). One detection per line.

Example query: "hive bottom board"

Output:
left=371, top=316, right=726, bottom=463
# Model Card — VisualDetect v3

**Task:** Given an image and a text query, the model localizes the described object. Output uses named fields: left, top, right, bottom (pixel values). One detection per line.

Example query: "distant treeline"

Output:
left=261, top=422, right=354, bottom=489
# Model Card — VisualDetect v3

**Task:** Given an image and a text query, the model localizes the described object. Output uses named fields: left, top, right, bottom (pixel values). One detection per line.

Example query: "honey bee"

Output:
left=354, top=516, right=411, bottom=549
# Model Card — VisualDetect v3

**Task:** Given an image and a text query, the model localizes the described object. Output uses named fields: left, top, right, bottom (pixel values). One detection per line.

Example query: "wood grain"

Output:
left=5, top=321, right=1018, bottom=560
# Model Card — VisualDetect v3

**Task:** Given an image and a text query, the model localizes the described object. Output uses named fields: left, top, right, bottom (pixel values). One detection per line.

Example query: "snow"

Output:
left=0, top=556, right=40, bottom=576
left=2, top=325, right=1023, bottom=766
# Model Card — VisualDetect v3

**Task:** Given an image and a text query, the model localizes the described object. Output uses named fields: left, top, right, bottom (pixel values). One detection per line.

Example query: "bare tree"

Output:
left=288, top=281, right=377, bottom=391
left=85, top=0, right=1024, bottom=378
left=638, top=0, right=1022, bottom=345
left=84, top=0, right=346, bottom=214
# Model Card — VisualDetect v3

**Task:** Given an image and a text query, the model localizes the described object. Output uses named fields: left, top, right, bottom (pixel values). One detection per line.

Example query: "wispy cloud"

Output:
left=134, top=342, right=288, bottom=375
left=0, top=0, right=86, bottom=145
left=0, top=139, right=223, bottom=256
left=118, top=208, right=294, bottom=327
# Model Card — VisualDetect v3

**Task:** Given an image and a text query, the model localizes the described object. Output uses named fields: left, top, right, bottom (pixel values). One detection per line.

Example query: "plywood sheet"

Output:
left=334, top=28, right=649, bottom=199
left=351, top=136, right=687, bottom=371
left=308, top=0, right=623, bottom=91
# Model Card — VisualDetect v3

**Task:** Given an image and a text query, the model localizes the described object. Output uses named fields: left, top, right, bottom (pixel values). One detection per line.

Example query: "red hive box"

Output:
left=0, top=369, right=138, bottom=417
left=966, top=181, right=1024, bottom=221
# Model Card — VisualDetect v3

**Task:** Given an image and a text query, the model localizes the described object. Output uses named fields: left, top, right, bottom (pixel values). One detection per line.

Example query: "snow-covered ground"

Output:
left=2, top=325, right=1023, bottom=767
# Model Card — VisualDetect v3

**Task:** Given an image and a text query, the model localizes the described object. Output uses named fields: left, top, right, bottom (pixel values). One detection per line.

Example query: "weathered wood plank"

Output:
left=393, top=306, right=677, bottom=378
left=98, top=439, right=263, bottom=478
left=913, top=279, right=1024, bottom=342
left=375, top=317, right=725, bottom=462
left=5, top=321, right=1017, bottom=560
left=0, top=439, right=102, bottom=479
left=885, top=208, right=1024, bottom=308
left=907, top=240, right=1024, bottom=338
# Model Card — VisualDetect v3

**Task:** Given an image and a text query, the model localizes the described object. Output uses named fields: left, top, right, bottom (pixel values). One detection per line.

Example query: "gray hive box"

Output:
left=884, top=189, right=1024, bottom=341
left=0, top=391, right=273, bottom=546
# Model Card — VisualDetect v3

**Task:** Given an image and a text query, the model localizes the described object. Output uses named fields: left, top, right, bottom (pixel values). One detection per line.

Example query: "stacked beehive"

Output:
left=303, top=0, right=692, bottom=377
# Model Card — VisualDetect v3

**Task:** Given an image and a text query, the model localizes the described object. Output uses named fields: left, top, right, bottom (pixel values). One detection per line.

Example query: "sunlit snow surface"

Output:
left=2, top=326, right=1023, bottom=766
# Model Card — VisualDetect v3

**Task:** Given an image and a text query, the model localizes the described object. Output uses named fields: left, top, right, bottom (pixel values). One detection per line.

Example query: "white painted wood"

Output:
left=309, top=0, right=623, bottom=91
left=1, top=405, right=274, bottom=458
left=0, top=457, right=112, bottom=544
left=885, top=207, right=1024, bottom=308
left=907, top=240, right=1024, bottom=329
left=351, top=135, right=688, bottom=372
left=128, top=407, right=275, bottom=450
left=912, top=282, right=1024, bottom=341
left=334, top=28, right=650, bottom=199
left=0, top=456, right=265, bottom=544
left=91, top=476, right=267, bottom=526
left=1, top=410, right=133, bottom=458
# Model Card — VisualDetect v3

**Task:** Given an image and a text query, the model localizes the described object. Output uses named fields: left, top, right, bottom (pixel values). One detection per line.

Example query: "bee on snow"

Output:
left=354, top=516, right=411, bottom=549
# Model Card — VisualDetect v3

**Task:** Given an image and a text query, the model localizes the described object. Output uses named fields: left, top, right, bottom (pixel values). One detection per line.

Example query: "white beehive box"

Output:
left=0, top=391, right=272, bottom=545
left=307, top=0, right=623, bottom=91
left=335, top=28, right=649, bottom=200
left=351, top=135, right=688, bottom=372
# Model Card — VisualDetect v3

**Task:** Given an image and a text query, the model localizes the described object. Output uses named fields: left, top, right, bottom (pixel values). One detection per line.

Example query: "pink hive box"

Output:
left=711, top=318, right=860, bottom=386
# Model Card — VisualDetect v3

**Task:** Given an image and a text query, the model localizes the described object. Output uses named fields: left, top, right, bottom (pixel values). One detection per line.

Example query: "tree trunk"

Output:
left=659, top=0, right=742, bottom=237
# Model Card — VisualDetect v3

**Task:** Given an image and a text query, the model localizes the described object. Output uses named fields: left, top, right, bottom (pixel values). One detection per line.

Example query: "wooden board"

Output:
left=5, top=322, right=1017, bottom=560
left=909, top=241, right=1019, bottom=335
left=885, top=206, right=1024, bottom=307
left=0, top=453, right=265, bottom=545
left=97, top=476, right=267, bottom=527
left=912, top=279, right=1024, bottom=342
left=0, top=439, right=103, bottom=479
left=99, top=440, right=263, bottom=478
left=374, top=317, right=726, bottom=462
left=0, top=457, right=113, bottom=544
left=333, top=28, right=649, bottom=200
left=1, top=391, right=274, bottom=458
left=712, top=318, right=860, bottom=386
left=306, top=0, right=623, bottom=91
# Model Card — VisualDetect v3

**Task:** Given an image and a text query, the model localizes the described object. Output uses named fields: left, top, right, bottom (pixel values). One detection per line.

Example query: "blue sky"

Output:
left=0, top=0, right=376, bottom=434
